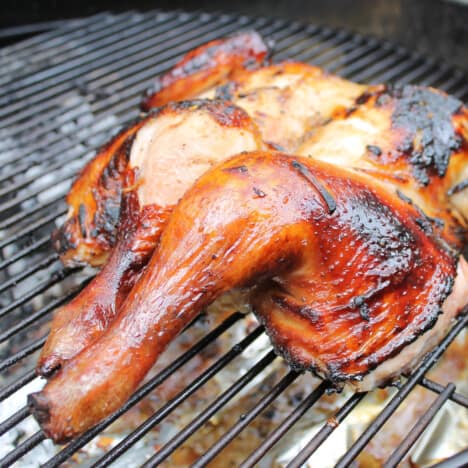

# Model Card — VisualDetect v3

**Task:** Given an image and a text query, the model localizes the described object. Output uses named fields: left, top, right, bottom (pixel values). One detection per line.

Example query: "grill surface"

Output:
left=0, top=9, right=467, bottom=468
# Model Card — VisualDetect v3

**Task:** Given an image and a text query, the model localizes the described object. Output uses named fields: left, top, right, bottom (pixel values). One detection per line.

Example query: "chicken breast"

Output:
left=208, top=62, right=366, bottom=152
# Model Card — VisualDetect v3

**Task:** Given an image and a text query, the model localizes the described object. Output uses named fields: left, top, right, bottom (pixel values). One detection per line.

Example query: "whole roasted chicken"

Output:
left=29, top=32, right=468, bottom=443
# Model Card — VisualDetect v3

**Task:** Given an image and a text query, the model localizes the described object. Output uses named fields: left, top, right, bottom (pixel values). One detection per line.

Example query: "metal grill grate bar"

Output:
left=240, top=381, right=329, bottom=468
left=0, top=278, right=91, bottom=343
left=0, top=430, right=46, bottom=467
left=0, top=236, right=49, bottom=272
left=143, top=351, right=278, bottom=467
left=383, top=383, right=456, bottom=468
left=0, top=19, right=293, bottom=195
left=92, top=326, right=266, bottom=467
left=0, top=210, right=66, bottom=246
left=191, top=370, right=301, bottom=468
left=0, top=13, right=138, bottom=88
left=431, top=449, right=468, bottom=468
left=2, top=15, right=289, bottom=162
left=0, top=14, right=255, bottom=127
left=0, top=198, right=65, bottom=231
left=335, top=312, right=468, bottom=467
left=0, top=254, right=59, bottom=296
left=0, top=369, right=36, bottom=402
left=0, top=269, right=77, bottom=321
left=286, top=392, right=367, bottom=468
left=0, top=336, right=46, bottom=373
left=0, top=13, right=110, bottom=70
left=0, top=405, right=30, bottom=437
left=0, top=13, right=160, bottom=96
left=419, top=377, right=468, bottom=408
left=0, top=13, right=179, bottom=116
left=40, top=312, right=244, bottom=467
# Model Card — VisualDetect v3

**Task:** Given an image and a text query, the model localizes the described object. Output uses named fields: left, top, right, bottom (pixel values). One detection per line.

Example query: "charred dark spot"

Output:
left=447, top=178, right=468, bottom=196
left=402, top=197, right=446, bottom=232
left=103, top=201, right=121, bottom=227
left=271, top=295, right=323, bottom=327
left=51, top=222, right=78, bottom=254
left=396, top=189, right=413, bottom=205
left=345, top=189, right=414, bottom=275
left=291, top=160, right=337, bottom=215
left=223, top=165, right=248, bottom=174
left=263, top=408, right=276, bottom=420
left=388, top=85, right=462, bottom=183
left=350, top=295, right=371, bottom=321
left=415, top=217, right=433, bottom=235
left=172, top=99, right=251, bottom=128
left=366, top=145, right=382, bottom=156
left=28, top=392, right=51, bottom=426
left=355, top=88, right=379, bottom=106
left=267, top=141, right=287, bottom=152
left=253, top=187, right=266, bottom=198
left=215, top=83, right=235, bottom=101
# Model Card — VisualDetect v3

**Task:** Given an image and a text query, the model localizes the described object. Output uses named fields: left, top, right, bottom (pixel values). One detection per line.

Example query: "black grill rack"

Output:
left=0, top=9, right=467, bottom=468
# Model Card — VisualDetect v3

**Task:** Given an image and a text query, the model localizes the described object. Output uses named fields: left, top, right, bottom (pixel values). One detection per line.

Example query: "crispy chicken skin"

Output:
left=29, top=151, right=467, bottom=443
left=55, top=31, right=269, bottom=269
left=141, top=30, right=269, bottom=111
left=37, top=99, right=264, bottom=377
left=38, top=186, right=171, bottom=377
left=52, top=118, right=150, bottom=267
left=56, top=38, right=364, bottom=268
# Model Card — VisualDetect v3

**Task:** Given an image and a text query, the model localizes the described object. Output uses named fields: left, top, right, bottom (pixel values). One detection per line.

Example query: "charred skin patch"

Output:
left=379, top=85, right=462, bottom=185
left=448, top=178, right=468, bottom=196
left=52, top=119, right=148, bottom=267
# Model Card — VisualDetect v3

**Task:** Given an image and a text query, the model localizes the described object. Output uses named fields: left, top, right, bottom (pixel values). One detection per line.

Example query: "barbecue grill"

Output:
left=0, top=9, right=467, bottom=468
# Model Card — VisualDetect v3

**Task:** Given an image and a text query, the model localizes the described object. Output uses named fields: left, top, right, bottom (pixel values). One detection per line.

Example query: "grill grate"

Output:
left=0, top=9, right=467, bottom=468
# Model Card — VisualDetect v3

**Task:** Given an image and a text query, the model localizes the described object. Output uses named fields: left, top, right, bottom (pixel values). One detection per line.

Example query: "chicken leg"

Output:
left=29, top=151, right=466, bottom=442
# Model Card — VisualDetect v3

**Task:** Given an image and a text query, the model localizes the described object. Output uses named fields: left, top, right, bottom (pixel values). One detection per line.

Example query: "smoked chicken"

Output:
left=29, top=33, right=468, bottom=443
left=41, top=33, right=364, bottom=376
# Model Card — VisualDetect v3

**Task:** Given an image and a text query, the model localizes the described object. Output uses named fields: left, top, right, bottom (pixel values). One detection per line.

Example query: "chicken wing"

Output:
left=52, top=118, right=150, bottom=268
left=140, top=30, right=270, bottom=110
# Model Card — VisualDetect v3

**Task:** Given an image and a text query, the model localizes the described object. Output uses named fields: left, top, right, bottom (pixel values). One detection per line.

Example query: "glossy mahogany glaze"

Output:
left=56, top=46, right=365, bottom=269
left=141, top=31, right=269, bottom=111
left=29, top=151, right=460, bottom=442
left=36, top=34, right=468, bottom=443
